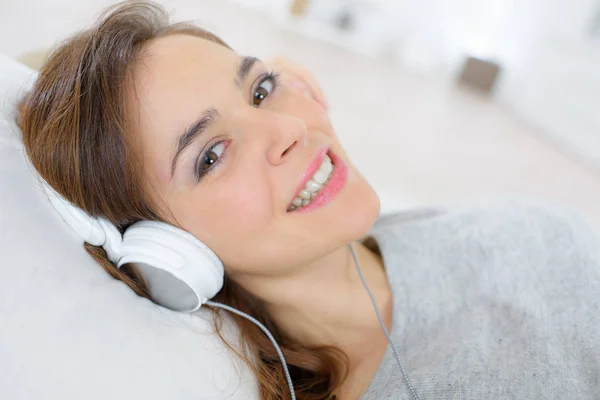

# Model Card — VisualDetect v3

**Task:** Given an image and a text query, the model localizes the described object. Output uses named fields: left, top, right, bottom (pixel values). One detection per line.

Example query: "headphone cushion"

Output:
left=118, top=221, right=224, bottom=312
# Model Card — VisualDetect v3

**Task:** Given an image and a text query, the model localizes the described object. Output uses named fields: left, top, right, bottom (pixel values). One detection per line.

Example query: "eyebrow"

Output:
left=235, top=56, right=259, bottom=88
left=170, top=107, right=219, bottom=179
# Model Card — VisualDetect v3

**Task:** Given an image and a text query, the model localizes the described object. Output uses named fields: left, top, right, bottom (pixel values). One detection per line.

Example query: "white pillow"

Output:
left=0, top=54, right=257, bottom=400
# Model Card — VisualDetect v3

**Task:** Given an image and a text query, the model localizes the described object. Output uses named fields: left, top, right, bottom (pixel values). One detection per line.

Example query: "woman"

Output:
left=18, top=1, right=600, bottom=399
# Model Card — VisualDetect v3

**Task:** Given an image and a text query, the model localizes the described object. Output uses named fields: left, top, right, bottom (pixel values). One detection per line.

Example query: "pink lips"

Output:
left=292, top=145, right=329, bottom=199
left=290, top=146, right=348, bottom=213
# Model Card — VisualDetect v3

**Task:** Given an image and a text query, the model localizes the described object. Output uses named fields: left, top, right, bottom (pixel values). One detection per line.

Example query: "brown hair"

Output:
left=17, top=1, right=348, bottom=399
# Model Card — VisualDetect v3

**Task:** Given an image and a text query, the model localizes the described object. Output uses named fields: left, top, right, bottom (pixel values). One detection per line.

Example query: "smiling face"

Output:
left=129, top=34, right=380, bottom=281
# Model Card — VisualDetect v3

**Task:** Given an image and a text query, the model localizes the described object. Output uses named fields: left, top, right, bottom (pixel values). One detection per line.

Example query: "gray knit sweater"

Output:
left=360, top=199, right=600, bottom=400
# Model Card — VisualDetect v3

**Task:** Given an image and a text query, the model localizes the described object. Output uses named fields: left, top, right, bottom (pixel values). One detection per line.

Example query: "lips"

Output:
left=290, top=144, right=329, bottom=202
left=287, top=145, right=348, bottom=213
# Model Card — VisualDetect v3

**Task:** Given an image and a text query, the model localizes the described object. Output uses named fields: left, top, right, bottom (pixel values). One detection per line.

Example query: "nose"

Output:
left=230, top=108, right=309, bottom=165
left=264, top=113, right=308, bottom=166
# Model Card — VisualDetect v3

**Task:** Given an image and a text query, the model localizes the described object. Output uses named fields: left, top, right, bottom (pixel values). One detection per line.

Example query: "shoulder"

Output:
left=371, top=199, right=600, bottom=320
left=374, top=198, right=598, bottom=241
left=370, top=198, right=600, bottom=272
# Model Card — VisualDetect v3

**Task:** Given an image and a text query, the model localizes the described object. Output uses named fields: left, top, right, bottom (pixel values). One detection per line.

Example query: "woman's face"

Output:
left=130, top=34, right=380, bottom=280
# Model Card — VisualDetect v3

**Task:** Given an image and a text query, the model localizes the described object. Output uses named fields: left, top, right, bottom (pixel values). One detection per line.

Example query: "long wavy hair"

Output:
left=17, top=1, right=348, bottom=399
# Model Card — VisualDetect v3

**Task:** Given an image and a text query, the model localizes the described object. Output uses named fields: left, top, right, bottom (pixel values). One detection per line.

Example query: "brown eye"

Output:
left=198, top=142, right=226, bottom=176
left=252, top=78, right=275, bottom=107
left=201, top=150, right=218, bottom=171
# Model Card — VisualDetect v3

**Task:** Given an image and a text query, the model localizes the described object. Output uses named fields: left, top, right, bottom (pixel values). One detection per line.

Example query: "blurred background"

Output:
left=1, top=0, right=600, bottom=226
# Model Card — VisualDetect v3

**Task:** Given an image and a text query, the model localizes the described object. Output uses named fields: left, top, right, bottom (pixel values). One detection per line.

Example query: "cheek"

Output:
left=204, top=169, right=273, bottom=239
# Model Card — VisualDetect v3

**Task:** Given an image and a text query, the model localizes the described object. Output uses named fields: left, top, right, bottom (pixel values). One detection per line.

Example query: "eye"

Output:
left=196, top=141, right=227, bottom=180
left=252, top=75, right=277, bottom=107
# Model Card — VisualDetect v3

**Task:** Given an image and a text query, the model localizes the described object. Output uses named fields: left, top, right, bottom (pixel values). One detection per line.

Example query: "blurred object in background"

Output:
left=272, top=0, right=388, bottom=58
left=458, top=57, right=502, bottom=95
left=289, top=0, right=309, bottom=17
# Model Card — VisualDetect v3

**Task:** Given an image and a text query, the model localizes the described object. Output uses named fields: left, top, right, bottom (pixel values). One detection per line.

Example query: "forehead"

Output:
left=133, top=33, right=237, bottom=122
left=130, top=34, right=237, bottom=185
left=136, top=33, right=236, bottom=88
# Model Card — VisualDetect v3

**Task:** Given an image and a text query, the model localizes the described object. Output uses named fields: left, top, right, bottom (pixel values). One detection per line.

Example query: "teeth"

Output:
left=305, top=180, right=321, bottom=193
left=299, top=189, right=312, bottom=200
left=312, top=170, right=329, bottom=184
left=288, top=153, right=335, bottom=212
left=320, top=157, right=333, bottom=175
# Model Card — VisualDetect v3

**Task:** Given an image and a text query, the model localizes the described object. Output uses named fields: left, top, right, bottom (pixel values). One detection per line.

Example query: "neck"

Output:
left=236, top=240, right=393, bottom=368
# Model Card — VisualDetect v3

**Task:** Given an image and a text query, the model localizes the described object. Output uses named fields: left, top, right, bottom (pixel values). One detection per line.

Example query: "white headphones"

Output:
left=40, top=181, right=224, bottom=313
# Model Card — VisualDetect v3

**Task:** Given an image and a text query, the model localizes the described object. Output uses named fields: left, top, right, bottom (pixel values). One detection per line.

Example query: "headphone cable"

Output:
left=206, top=300, right=297, bottom=400
left=349, top=242, right=420, bottom=400
left=207, top=242, right=420, bottom=400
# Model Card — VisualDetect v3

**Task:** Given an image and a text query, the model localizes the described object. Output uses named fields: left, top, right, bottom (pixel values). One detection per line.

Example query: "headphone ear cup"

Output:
left=117, top=221, right=224, bottom=312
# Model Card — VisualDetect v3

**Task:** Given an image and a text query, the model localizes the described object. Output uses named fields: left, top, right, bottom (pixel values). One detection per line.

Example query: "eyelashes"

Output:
left=251, top=70, right=280, bottom=107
